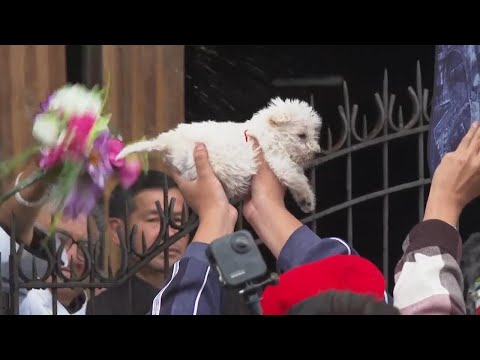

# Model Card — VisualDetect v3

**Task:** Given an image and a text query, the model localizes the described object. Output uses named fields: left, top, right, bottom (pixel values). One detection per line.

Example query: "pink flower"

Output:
left=118, top=157, right=142, bottom=189
left=108, top=138, right=125, bottom=168
left=39, top=145, right=65, bottom=169
left=108, top=136, right=142, bottom=188
left=66, top=113, right=96, bottom=155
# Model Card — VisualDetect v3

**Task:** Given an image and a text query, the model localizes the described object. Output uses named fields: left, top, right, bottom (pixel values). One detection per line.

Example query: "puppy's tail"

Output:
left=116, top=138, right=168, bottom=160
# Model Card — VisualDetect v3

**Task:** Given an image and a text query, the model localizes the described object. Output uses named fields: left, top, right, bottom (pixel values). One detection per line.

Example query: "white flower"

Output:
left=48, top=84, right=103, bottom=117
left=32, top=114, right=61, bottom=146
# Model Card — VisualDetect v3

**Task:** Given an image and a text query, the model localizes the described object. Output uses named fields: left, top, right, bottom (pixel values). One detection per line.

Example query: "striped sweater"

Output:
left=393, top=219, right=465, bottom=315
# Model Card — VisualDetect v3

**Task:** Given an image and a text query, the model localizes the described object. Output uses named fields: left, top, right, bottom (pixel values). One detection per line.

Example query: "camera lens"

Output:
left=231, top=235, right=250, bottom=253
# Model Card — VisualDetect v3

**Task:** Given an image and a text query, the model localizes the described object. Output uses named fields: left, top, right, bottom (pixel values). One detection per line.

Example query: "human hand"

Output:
left=242, top=137, right=286, bottom=222
left=167, top=143, right=237, bottom=244
left=425, top=121, right=480, bottom=226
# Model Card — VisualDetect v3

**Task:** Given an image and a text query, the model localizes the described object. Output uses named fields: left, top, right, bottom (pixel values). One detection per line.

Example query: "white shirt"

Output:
left=0, top=225, right=17, bottom=260
left=1, top=225, right=84, bottom=315
left=19, top=288, right=87, bottom=315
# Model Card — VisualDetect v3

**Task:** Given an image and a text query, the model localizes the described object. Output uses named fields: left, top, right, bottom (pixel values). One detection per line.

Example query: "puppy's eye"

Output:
left=298, top=133, right=307, bottom=140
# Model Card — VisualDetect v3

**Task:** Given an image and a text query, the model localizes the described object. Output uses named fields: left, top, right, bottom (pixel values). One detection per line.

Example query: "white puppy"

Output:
left=116, top=98, right=322, bottom=213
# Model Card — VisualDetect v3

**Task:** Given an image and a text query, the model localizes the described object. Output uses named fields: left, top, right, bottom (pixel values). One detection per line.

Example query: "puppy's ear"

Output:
left=268, top=113, right=290, bottom=126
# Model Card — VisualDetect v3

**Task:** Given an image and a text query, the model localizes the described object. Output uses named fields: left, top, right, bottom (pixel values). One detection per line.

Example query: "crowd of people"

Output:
left=2, top=121, right=480, bottom=315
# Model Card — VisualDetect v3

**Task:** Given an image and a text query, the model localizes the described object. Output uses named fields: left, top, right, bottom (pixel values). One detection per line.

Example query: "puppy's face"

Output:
left=264, top=98, right=322, bottom=166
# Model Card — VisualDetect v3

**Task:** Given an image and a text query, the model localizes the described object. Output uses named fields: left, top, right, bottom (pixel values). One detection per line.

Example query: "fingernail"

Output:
left=195, top=143, right=205, bottom=150
left=473, top=121, right=480, bottom=128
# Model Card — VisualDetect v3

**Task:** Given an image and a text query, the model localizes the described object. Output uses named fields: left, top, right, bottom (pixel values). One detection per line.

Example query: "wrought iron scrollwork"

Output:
left=3, top=61, right=434, bottom=314
left=311, top=61, right=431, bottom=168
left=9, top=181, right=199, bottom=297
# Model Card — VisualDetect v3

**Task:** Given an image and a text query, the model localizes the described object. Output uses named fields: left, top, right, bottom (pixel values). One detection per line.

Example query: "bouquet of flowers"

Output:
left=0, top=84, right=147, bottom=219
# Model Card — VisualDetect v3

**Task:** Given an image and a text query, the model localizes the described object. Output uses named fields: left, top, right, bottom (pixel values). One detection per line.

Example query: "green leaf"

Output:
left=91, top=84, right=101, bottom=94
left=45, top=211, right=62, bottom=243
left=53, top=161, right=83, bottom=210
left=140, top=152, right=149, bottom=174
left=89, top=114, right=111, bottom=142
left=43, top=161, right=84, bottom=241
left=100, top=72, right=111, bottom=115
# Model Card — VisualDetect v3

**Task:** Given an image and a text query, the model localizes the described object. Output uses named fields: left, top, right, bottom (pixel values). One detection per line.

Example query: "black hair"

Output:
left=287, top=290, right=401, bottom=315
left=108, top=170, right=177, bottom=219
left=460, top=233, right=480, bottom=315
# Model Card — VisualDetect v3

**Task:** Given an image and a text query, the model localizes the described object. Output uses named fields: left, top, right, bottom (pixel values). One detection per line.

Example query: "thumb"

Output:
left=159, top=159, right=187, bottom=186
left=193, top=143, right=215, bottom=179
left=164, top=161, right=184, bottom=187
left=249, top=136, right=268, bottom=174
left=457, top=121, right=480, bottom=152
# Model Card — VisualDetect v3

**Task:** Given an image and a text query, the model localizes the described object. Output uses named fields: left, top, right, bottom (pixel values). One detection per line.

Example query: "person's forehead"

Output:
left=57, top=216, right=89, bottom=239
left=36, top=212, right=89, bottom=241
left=133, top=187, right=185, bottom=209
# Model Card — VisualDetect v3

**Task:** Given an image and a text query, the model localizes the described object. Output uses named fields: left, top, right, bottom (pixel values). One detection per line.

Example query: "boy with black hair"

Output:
left=87, top=170, right=190, bottom=315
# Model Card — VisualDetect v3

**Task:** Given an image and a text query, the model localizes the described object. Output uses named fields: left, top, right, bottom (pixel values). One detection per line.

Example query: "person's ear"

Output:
left=108, top=217, right=124, bottom=247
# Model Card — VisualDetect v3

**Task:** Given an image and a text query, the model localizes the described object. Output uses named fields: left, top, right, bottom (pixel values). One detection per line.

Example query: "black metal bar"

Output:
left=163, top=190, right=170, bottom=274
left=9, top=213, right=19, bottom=314
left=16, top=213, right=200, bottom=290
left=345, top=87, right=353, bottom=247
left=307, top=125, right=429, bottom=168
left=309, top=93, right=317, bottom=234
left=128, top=277, right=133, bottom=315
left=382, top=70, right=389, bottom=288
left=272, top=76, right=344, bottom=87
left=0, top=252, right=8, bottom=315
left=301, top=179, right=432, bottom=224
left=82, top=45, right=103, bottom=88
left=51, top=272, right=58, bottom=315
left=87, top=217, right=96, bottom=314
left=417, top=61, right=425, bottom=221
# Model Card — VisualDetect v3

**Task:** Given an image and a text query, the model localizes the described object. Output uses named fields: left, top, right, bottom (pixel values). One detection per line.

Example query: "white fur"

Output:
left=116, top=98, right=322, bottom=213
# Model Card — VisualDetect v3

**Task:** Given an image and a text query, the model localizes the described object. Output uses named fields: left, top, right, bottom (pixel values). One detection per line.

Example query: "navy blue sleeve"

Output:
left=278, top=225, right=391, bottom=304
left=152, top=225, right=391, bottom=314
left=151, top=242, right=222, bottom=315
left=277, top=225, right=357, bottom=272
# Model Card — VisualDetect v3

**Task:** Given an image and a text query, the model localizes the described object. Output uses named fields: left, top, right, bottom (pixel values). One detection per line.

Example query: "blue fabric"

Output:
left=152, top=226, right=370, bottom=315
left=429, top=45, right=480, bottom=174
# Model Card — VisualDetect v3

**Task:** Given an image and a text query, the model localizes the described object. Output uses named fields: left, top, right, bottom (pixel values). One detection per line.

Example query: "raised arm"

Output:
left=394, top=122, right=480, bottom=315
left=152, top=144, right=237, bottom=315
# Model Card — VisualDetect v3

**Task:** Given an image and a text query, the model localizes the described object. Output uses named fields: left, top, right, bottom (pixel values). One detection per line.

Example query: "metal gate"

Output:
left=0, top=61, right=431, bottom=314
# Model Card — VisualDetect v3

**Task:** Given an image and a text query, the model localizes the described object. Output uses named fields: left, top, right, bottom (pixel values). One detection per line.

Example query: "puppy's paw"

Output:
left=297, top=190, right=316, bottom=213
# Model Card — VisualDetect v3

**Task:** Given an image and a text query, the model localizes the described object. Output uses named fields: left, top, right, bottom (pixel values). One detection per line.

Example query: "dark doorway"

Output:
left=185, top=45, right=438, bottom=292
